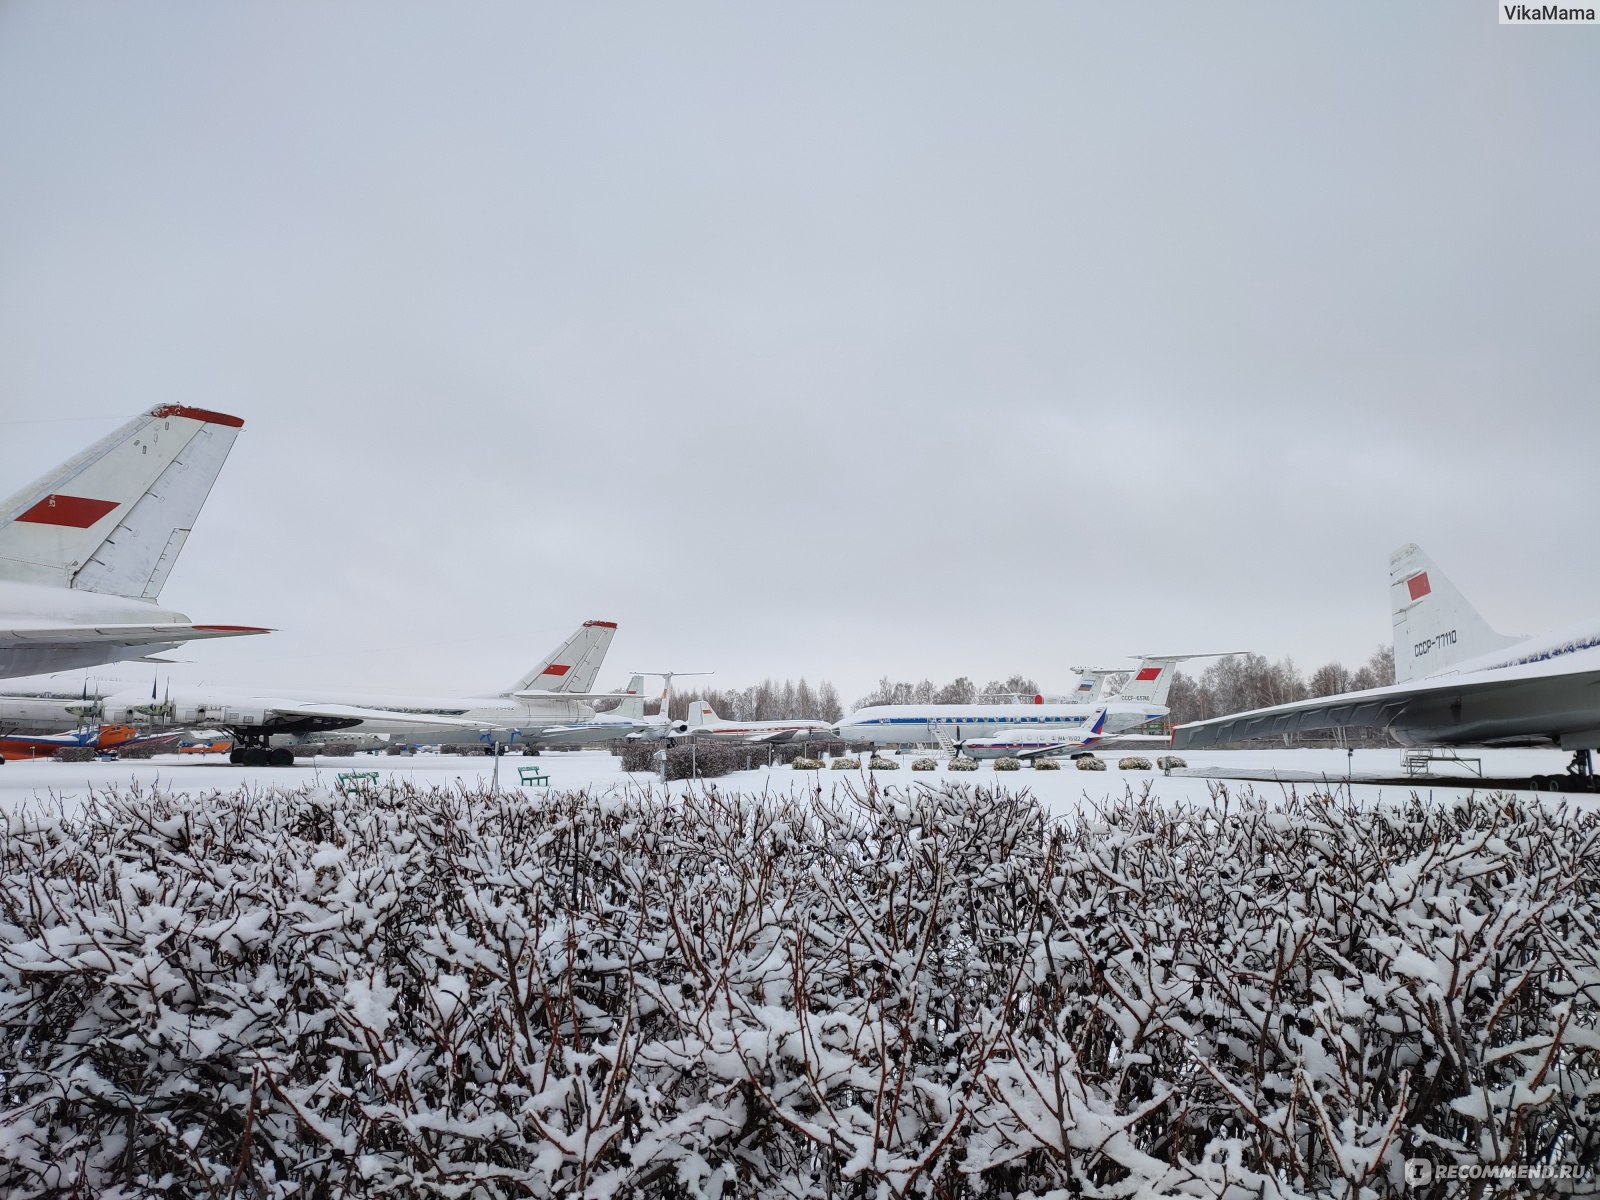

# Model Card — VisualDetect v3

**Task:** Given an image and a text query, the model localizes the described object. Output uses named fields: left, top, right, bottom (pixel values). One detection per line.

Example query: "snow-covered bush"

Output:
left=948, top=756, right=979, bottom=771
left=1032, top=757, right=1061, bottom=770
left=911, top=758, right=938, bottom=771
left=661, top=741, right=735, bottom=780
left=792, top=757, right=824, bottom=770
left=0, top=782, right=1593, bottom=1198
left=50, top=746, right=94, bottom=763
left=829, top=756, right=860, bottom=769
left=1118, top=755, right=1153, bottom=770
left=1075, top=754, right=1107, bottom=770
left=618, top=740, right=661, bottom=772
left=868, top=756, right=899, bottom=770
left=992, top=757, right=1023, bottom=771
left=1157, top=754, right=1187, bottom=769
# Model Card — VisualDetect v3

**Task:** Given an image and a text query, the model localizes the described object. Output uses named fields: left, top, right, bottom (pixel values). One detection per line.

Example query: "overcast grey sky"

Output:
left=1, top=2, right=1595, bottom=706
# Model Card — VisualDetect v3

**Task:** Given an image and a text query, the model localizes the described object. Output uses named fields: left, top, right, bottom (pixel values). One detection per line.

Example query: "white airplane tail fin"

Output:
left=616, top=674, right=646, bottom=720
left=1111, top=651, right=1249, bottom=706
left=687, top=699, right=718, bottom=727
left=1069, top=668, right=1121, bottom=704
left=503, top=620, right=618, bottom=695
left=0, top=405, right=244, bottom=600
left=1115, top=660, right=1175, bottom=706
left=1389, top=544, right=1518, bottom=683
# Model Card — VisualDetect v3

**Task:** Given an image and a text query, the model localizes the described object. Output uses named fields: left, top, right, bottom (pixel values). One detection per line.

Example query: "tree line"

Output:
left=652, top=677, right=844, bottom=723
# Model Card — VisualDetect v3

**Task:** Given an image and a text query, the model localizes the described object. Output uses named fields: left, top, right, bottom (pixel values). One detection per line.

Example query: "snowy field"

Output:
left=0, top=744, right=1594, bottom=817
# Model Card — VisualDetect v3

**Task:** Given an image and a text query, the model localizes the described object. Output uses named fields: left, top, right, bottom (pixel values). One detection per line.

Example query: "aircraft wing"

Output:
left=1, top=622, right=270, bottom=648
left=264, top=701, right=504, bottom=730
left=1172, top=649, right=1600, bottom=750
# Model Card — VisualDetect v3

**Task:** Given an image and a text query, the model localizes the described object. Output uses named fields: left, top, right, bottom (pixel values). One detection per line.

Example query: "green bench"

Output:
left=517, top=765, right=550, bottom=787
left=335, top=771, right=380, bottom=797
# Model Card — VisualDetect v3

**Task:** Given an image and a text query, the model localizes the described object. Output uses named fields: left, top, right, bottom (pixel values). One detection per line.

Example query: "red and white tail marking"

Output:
left=0, top=406, right=245, bottom=599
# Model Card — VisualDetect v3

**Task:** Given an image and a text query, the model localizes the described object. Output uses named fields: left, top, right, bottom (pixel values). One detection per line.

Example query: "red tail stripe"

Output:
left=149, top=404, right=245, bottom=428
left=544, top=664, right=571, bottom=676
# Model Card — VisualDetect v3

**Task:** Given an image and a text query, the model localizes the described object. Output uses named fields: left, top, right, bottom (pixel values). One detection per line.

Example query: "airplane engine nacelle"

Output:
left=668, top=721, right=689, bottom=735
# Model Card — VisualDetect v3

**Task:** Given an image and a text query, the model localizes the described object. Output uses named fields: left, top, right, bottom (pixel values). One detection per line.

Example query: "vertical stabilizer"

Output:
left=687, top=699, right=718, bottom=727
left=616, top=674, right=646, bottom=720
left=504, top=620, right=618, bottom=695
left=1070, top=668, right=1122, bottom=705
left=0, top=406, right=243, bottom=599
left=1389, top=544, right=1518, bottom=682
left=1116, top=661, right=1173, bottom=706
left=1111, top=652, right=1248, bottom=706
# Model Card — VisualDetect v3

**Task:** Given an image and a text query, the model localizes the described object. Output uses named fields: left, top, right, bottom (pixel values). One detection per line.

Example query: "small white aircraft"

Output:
left=681, top=700, right=833, bottom=744
left=0, top=405, right=269, bottom=679
left=0, top=619, right=622, bottom=765
left=1173, top=544, right=1600, bottom=790
left=538, top=669, right=712, bottom=745
left=955, top=708, right=1111, bottom=760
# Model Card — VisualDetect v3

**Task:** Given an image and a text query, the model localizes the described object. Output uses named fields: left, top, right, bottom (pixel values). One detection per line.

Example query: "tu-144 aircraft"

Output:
left=0, top=405, right=269, bottom=679
left=1173, top=544, right=1600, bottom=790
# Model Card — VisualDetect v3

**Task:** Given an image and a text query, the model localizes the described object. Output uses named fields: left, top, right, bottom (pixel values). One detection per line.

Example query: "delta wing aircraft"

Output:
left=0, top=619, right=621, bottom=765
left=1173, top=544, right=1600, bottom=789
left=0, top=405, right=269, bottom=678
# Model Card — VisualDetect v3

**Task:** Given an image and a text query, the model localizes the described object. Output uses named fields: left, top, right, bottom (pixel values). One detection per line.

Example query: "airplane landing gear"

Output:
left=1531, top=750, right=1597, bottom=793
left=229, top=740, right=294, bottom=767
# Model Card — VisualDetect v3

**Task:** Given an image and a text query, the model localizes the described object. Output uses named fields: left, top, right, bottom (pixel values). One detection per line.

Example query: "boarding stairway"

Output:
left=930, top=722, right=960, bottom=758
left=1402, top=748, right=1483, bottom=778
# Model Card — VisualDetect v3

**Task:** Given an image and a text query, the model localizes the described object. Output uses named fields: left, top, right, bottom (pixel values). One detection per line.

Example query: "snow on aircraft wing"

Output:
left=0, top=623, right=271, bottom=648
left=1172, top=646, right=1600, bottom=750
left=265, top=701, right=504, bottom=729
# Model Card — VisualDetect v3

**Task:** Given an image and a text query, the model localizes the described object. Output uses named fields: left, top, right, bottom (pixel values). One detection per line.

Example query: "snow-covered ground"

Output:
left=1, top=744, right=1594, bottom=816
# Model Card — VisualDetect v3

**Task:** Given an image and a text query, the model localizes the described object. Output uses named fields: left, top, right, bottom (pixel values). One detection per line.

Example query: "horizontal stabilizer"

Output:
left=0, top=622, right=270, bottom=649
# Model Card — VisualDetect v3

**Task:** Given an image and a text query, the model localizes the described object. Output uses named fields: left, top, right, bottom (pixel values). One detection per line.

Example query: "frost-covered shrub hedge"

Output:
left=911, top=758, right=939, bottom=771
left=792, top=757, right=824, bottom=770
left=1076, top=754, right=1107, bottom=770
left=661, top=741, right=736, bottom=780
left=829, top=756, right=860, bottom=770
left=0, top=783, right=1595, bottom=1199
left=993, top=757, right=1023, bottom=771
left=1158, top=754, right=1187, bottom=769
left=618, top=740, right=661, bottom=773
left=50, top=747, right=95, bottom=763
left=868, top=756, right=899, bottom=770
left=1118, top=755, right=1153, bottom=771
left=1032, top=757, right=1061, bottom=770
left=948, top=755, right=979, bottom=771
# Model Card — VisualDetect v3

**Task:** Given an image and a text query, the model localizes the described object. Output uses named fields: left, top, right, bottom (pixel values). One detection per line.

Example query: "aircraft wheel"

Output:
left=229, top=747, right=247, bottom=765
left=242, top=746, right=269, bottom=767
left=1530, top=774, right=1551, bottom=792
left=269, top=746, right=294, bottom=767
